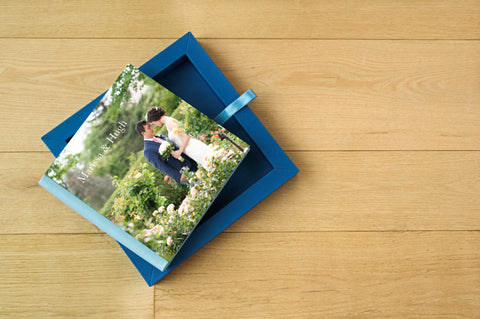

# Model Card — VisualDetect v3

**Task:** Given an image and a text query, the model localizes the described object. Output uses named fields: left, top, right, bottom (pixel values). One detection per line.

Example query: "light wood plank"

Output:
left=154, top=231, right=480, bottom=318
left=0, top=152, right=103, bottom=234
left=1, top=39, right=479, bottom=151
left=2, top=151, right=479, bottom=234
left=1, top=0, right=479, bottom=39
left=0, top=234, right=153, bottom=319
left=215, top=40, right=480, bottom=151
left=229, top=150, right=480, bottom=232
left=1, top=1, right=478, bottom=318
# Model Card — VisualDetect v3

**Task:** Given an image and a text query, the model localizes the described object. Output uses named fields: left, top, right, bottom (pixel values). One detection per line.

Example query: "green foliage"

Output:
left=97, top=151, right=189, bottom=261
left=105, top=64, right=146, bottom=122
left=81, top=65, right=147, bottom=178
left=107, top=162, right=173, bottom=261
left=134, top=137, right=249, bottom=258
left=77, top=66, right=185, bottom=181
left=160, top=90, right=182, bottom=115
left=80, top=66, right=183, bottom=180
left=179, top=101, right=219, bottom=138
left=46, top=153, right=80, bottom=187
left=176, top=102, right=249, bottom=152
left=100, top=151, right=188, bottom=219
left=99, top=136, right=249, bottom=260
left=110, top=163, right=167, bottom=226
left=139, top=78, right=182, bottom=116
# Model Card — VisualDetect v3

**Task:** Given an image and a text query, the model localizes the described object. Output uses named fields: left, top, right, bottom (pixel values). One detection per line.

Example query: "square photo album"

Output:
left=39, top=64, right=250, bottom=271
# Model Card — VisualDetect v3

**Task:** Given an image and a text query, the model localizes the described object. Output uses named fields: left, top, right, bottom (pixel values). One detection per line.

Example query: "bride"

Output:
left=146, top=106, right=213, bottom=169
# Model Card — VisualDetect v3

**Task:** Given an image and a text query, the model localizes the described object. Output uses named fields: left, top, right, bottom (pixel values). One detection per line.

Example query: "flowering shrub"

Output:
left=179, top=102, right=249, bottom=151
left=134, top=139, right=248, bottom=258
left=179, top=101, right=218, bottom=138
left=104, top=159, right=188, bottom=260
left=111, top=164, right=168, bottom=227
left=101, top=103, right=250, bottom=261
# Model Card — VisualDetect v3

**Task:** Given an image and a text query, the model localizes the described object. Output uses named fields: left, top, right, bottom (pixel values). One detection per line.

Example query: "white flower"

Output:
left=178, top=205, right=185, bottom=216
left=135, top=172, right=142, bottom=179
left=167, top=204, right=175, bottom=214
left=152, top=210, right=158, bottom=216
left=159, top=206, right=165, bottom=213
left=166, top=236, right=173, bottom=246
left=159, top=142, right=171, bottom=155
left=190, top=187, right=199, bottom=197
left=152, top=225, right=164, bottom=234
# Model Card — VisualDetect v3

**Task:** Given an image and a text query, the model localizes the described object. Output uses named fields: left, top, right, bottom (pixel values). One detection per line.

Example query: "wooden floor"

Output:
left=1, top=1, right=479, bottom=318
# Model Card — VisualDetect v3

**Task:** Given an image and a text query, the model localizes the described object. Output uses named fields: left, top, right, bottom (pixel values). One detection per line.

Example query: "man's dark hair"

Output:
left=135, top=120, right=147, bottom=136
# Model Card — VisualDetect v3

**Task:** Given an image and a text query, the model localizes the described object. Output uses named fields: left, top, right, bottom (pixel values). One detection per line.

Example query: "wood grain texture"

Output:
left=2, top=151, right=479, bottom=235
left=1, top=0, right=479, bottom=39
left=1, top=39, right=480, bottom=152
left=229, top=150, right=480, bottom=232
left=154, top=231, right=480, bottom=318
left=0, top=152, right=103, bottom=234
left=0, top=234, right=153, bottom=319
left=2, top=0, right=480, bottom=317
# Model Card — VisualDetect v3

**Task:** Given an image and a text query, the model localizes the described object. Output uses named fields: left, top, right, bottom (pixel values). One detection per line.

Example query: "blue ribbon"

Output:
left=214, top=89, right=257, bottom=125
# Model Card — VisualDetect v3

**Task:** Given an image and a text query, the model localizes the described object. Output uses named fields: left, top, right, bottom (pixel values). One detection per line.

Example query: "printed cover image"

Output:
left=45, top=64, right=249, bottom=263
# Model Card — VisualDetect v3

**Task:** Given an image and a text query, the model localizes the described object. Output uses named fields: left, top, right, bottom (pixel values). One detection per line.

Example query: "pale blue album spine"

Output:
left=38, top=175, right=168, bottom=271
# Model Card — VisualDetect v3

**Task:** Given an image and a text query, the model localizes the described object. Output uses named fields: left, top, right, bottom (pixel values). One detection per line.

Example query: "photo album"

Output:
left=39, top=64, right=250, bottom=271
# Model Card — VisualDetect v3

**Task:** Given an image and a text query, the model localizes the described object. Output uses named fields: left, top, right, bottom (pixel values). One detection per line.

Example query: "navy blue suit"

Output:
left=143, top=135, right=197, bottom=182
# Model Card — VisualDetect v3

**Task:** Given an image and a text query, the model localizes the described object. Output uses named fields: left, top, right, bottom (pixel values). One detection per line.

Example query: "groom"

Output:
left=135, top=120, right=197, bottom=183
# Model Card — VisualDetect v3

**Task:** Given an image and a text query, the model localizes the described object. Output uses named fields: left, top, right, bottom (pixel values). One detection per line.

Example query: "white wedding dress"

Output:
left=165, top=117, right=213, bottom=169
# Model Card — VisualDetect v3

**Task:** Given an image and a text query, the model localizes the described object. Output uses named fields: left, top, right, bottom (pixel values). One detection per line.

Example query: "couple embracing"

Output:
left=135, top=107, right=213, bottom=183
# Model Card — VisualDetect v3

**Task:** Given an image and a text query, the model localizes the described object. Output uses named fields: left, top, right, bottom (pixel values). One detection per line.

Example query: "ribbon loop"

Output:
left=214, top=89, right=256, bottom=125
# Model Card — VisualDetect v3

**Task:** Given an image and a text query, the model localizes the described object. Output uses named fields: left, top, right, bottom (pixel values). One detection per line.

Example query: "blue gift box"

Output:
left=41, top=32, right=298, bottom=286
